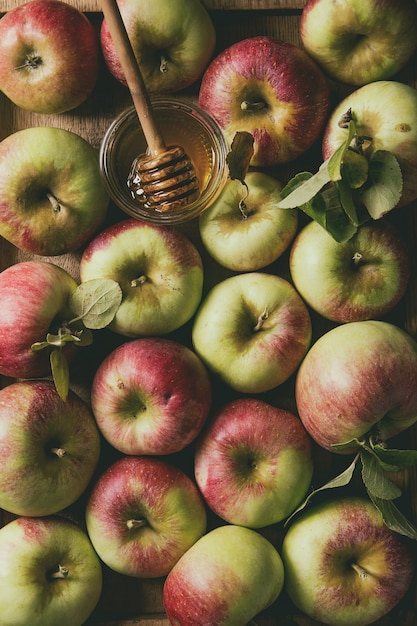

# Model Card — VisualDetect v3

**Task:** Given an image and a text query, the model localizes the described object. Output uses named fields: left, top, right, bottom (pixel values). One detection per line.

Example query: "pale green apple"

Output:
left=282, top=497, right=415, bottom=626
left=163, top=524, right=284, bottom=625
left=199, top=171, right=298, bottom=271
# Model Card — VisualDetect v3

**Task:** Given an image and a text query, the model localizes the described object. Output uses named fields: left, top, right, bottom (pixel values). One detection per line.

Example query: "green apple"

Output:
left=0, top=126, right=109, bottom=256
left=301, top=0, right=417, bottom=86
left=289, top=219, right=410, bottom=322
left=0, top=516, right=103, bottom=626
left=199, top=171, right=298, bottom=271
left=100, top=0, right=216, bottom=93
left=192, top=272, right=312, bottom=393
left=282, top=497, right=415, bottom=626
left=163, top=524, right=284, bottom=626
left=79, top=218, right=204, bottom=337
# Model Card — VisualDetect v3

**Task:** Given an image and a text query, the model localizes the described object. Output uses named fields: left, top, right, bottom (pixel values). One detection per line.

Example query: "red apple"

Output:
left=198, top=36, right=330, bottom=167
left=85, top=455, right=207, bottom=578
left=91, top=337, right=212, bottom=456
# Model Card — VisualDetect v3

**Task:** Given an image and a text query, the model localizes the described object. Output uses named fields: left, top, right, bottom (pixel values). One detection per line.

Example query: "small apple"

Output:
left=295, top=320, right=417, bottom=453
left=0, top=516, right=103, bottom=626
left=282, top=496, right=415, bottom=626
left=289, top=218, right=410, bottom=322
left=0, top=260, right=79, bottom=379
left=163, top=524, right=284, bottom=626
left=91, top=336, right=212, bottom=456
left=0, top=380, right=101, bottom=517
left=199, top=171, right=298, bottom=271
left=79, top=219, right=204, bottom=337
left=100, top=0, right=216, bottom=93
left=192, top=272, right=312, bottom=394
left=85, top=455, right=207, bottom=578
left=301, top=0, right=417, bottom=86
left=0, top=0, right=99, bottom=114
left=0, top=126, right=109, bottom=257
left=194, top=397, right=314, bottom=528
left=322, top=81, right=417, bottom=208
left=198, top=36, right=330, bottom=167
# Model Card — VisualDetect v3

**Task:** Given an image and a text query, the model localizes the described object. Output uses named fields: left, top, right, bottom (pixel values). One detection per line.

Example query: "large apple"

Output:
left=289, top=218, right=411, bottom=322
left=0, top=126, right=109, bottom=256
left=295, top=320, right=417, bottom=453
left=90, top=336, right=212, bottom=455
left=79, top=218, right=203, bottom=337
left=85, top=455, right=207, bottom=578
left=199, top=171, right=298, bottom=271
left=0, top=0, right=99, bottom=114
left=282, top=496, right=415, bottom=626
left=0, top=516, right=103, bottom=626
left=0, top=260, right=79, bottom=379
left=194, top=397, right=314, bottom=528
left=301, top=0, right=417, bottom=86
left=100, top=0, right=216, bottom=93
left=192, top=272, right=312, bottom=393
left=0, top=380, right=101, bottom=517
left=322, top=81, right=417, bottom=208
left=163, top=524, right=284, bottom=626
left=198, top=36, right=330, bottom=167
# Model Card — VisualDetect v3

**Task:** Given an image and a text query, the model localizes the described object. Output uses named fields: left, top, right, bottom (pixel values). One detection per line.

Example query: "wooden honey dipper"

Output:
left=101, top=0, right=200, bottom=212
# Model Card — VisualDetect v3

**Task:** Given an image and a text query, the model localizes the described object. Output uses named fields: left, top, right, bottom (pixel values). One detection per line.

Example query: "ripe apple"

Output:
left=0, top=126, right=109, bottom=256
left=282, top=496, right=415, bottom=626
left=289, top=219, right=411, bottom=322
left=0, top=380, right=101, bottom=517
left=0, top=260, right=79, bottom=379
left=198, top=36, right=330, bottom=167
left=163, top=524, right=284, bottom=626
left=0, top=0, right=99, bottom=114
left=85, top=455, right=207, bottom=578
left=192, top=272, right=312, bottom=394
left=322, top=81, right=417, bottom=208
left=295, top=320, right=417, bottom=453
left=194, top=397, right=314, bottom=528
left=79, top=218, right=203, bottom=337
left=0, top=516, right=103, bottom=626
left=90, top=336, right=212, bottom=455
left=100, top=0, right=216, bottom=93
left=301, top=0, right=417, bottom=86
left=199, top=171, right=298, bottom=271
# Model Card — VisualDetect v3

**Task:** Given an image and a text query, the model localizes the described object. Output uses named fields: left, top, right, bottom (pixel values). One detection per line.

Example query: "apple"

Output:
left=0, top=380, right=101, bottom=517
left=90, top=336, right=212, bottom=456
left=300, top=0, right=417, bottom=86
left=192, top=272, right=312, bottom=394
left=282, top=496, right=415, bottom=626
left=79, top=218, right=204, bottom=337
left=0, top=0, right=99, bottom=114
left=0, top=516, right=103, bottom=626
left=0, top=260, right=79, bottom=379
left=289, top=218, right=411, bottom=322
left=0, top=126, right=109, bottom=256
left=194, top=397, right=314, bottom=528
left=199, top=171, right=298, bottom=271
left=198, top=36, right=330, bottom=167
left=295, top=320, right=417, bottom=453
left=100, top=0, right=216, bottom=93
left=163, top=524, right=284, bottom=626
left=85, top=455, right=207, bottom=578
left=322, top=81, right=417, bottom=208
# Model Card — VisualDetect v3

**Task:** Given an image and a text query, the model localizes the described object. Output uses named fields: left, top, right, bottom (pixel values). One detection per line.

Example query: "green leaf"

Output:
left=368, top=493, right=417, bottom=540
left=226, top=131, right=254, bottom=183
left=335, top=178, right=359, bottom=226
left=50, top=348, right=70, bottom=402
left=360, top=450, right=402, bottom=500
left=340, top=149, right=369, bottom=189
left=360, top=150, right=403, bottom=219
left=371, top=444, right=417, bottom=473
left=70, top=278, right=122, bottom=330
left=321, top=187, right=358, bottom=242
left=277, top=160, right=332, bottom=209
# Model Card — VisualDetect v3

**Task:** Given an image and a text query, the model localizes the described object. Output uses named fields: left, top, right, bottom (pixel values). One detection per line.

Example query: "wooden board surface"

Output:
left=1, top=1, right=417, bottom=625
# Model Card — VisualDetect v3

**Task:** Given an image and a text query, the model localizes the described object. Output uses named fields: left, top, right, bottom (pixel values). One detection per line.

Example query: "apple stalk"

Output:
left=48, top=564, right=69, bottom=579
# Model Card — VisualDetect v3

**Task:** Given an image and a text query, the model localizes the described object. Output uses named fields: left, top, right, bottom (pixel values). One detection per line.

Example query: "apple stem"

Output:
left=254, top=308, right=268, bottom=331
left=351, top=562, right=370, bottom=580
left=127, top=518, right=147, bottom=530
left=131, top=275, right=147, bottom=287
left=51, top=446, right=66, bottom=458
left=240, top=100, right=266, bottom=112
left=46, top=192, right=61, bottom=213
left=49, top=564, right=69, bottom=579
left=159, top=55, right=168, bottom=73
left=352, top=251, right=363, bottom=266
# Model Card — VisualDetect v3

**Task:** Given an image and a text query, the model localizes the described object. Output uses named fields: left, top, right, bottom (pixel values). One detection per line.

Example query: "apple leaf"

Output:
left=50, top=348, right=70, bottom=402
left=367, top=493, right=417, bottom=541
left=277, top=160, right=331, bottom=209
left=334, top=179, right=359, bottom=226
left=360, top=150, right=403, bottom=219
left=360, top=450, right=402, bottom=500
left=226, top=131, right=254, bottom=183
left=370, top=444, right=417, bottom=473
left=69, top=278, right=123, bottom=330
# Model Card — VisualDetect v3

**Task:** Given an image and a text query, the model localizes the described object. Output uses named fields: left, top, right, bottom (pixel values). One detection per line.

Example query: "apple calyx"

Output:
left=126, top=518, right=147, bottom=530
left=48, top=564, right=69, bottom=580
left=15, top=52, right=42, bottom=72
